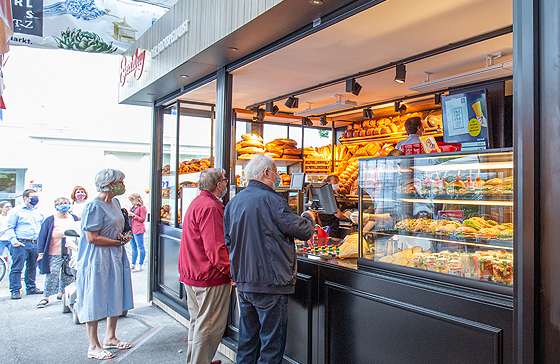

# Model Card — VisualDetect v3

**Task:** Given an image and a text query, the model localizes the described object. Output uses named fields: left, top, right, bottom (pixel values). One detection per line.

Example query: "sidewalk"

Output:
left=0, top=261, right=234, bottom=364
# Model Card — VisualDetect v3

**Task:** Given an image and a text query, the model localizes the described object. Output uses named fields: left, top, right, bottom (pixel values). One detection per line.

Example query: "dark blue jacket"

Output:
left=224, top=180, right=314, bottom=294
left=37, top=214, right=79, bottom=274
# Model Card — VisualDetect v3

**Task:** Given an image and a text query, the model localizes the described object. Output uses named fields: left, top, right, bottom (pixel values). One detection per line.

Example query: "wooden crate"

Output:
left=303, top=159, right=331, bottom=174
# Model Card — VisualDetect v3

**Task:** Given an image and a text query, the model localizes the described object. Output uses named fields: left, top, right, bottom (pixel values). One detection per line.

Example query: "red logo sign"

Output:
left=120, top=48, right=146, bottom=86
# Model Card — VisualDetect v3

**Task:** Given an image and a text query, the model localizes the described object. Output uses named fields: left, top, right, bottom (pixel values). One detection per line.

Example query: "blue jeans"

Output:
left=129, top=233, right=145, bottom=265
left=9, top=240, right=38, bottom=293
left=0, top=240, right=10, bottom=256
left=237, top=292, right=289, bottom=364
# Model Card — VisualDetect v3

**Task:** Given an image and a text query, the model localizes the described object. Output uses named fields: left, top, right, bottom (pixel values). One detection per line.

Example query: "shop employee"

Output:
left=396, top=116, right=424, bottom=151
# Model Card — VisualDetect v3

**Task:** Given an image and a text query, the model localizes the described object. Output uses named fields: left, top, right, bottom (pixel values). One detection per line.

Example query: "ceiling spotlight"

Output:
left=302, top=117, right=313, bottom=127
left=180, top=74, right=189, bottom=78
left=309, top=0, right=323, bottom=4
left=394, top=64, right=406, bottom=83
left=363, top=108, right=374, bottom=120
left=252, top=107, right=265, bottom=123
left=394, top=101, right=401, bottom=113
left=285, top=96, right=299, bottom=109
left=346, top=78, right=362, bottom=96
left=227, top=47, right=238, bottom=51
left=434, top=93, right=442, bottom=105
left=399, top=104, right=407, bottom=113
left=320, top=115, right=328, bottom=126
left=265, top=102, right=280, bottom=115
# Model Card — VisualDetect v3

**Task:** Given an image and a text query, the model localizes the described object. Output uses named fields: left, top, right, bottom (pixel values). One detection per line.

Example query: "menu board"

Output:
left=441, top=89, right=490, bottom=151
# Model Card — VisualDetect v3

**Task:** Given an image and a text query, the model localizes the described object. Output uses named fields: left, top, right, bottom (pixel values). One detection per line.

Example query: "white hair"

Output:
left=244, top=154, right=276, bottom=180
left=94, top=169, right=126, bottom=192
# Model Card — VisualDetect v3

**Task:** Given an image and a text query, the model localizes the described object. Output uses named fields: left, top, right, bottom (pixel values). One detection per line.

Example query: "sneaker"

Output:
left=11, top=291, right=21, bottom=300
left=27, top=288, right=44, bottom=295
left=133, top=265, right=143, bottom=272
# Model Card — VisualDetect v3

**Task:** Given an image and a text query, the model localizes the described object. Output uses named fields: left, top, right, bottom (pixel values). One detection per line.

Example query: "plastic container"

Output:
left=437, top=142, right=462, bottom=153
left=401, top=142, right=462, bottom=155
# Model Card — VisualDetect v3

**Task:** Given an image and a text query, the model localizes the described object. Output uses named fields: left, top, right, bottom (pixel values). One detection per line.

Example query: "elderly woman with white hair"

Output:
left=75, top=168, right=133, bottom=360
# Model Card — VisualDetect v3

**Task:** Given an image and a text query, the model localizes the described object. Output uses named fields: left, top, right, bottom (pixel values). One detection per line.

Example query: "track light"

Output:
left=252, top=107, right=265, bottom=123
left=346, top=78, right=362, bottom=96
left=266, top=102, right=280, bottom=115
left=320, top=115, right=328, bottom=126
left=302, top=117, right=313, bottom=127
left=285, top=96, right=299, bottom=109
left=399, top=104, right=407, bottom=113
left=394, top=64, right=406, bottom=83
left=434, top=93, right=442, bottom=105
left=394, top=101, right=400, bottom=113
left=363, top=108, right=374, bottom=120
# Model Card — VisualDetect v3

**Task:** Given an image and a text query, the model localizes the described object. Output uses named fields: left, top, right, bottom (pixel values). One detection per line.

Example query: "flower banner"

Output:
left=10, top=0, right=166, bottom=54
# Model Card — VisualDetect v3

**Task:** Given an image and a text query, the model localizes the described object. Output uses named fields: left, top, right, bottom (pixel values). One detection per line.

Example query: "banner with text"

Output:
left=10, top=0, right=166, bottom=54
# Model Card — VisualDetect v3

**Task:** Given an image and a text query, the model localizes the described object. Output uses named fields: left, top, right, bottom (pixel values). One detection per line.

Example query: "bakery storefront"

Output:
left=119, top=0, right=558, bottom=363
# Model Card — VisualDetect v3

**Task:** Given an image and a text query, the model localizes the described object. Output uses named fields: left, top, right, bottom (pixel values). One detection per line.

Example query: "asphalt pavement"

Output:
left=0, top=253, right=234, bottom=364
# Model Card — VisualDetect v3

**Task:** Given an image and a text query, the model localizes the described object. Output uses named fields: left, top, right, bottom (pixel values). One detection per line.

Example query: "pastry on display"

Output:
left=264, top=138, right=301, bottom=159
left=179, top=157, right=212, bottom=174
left=237, top=134, right=301, bottom=159
left=392, top=217, right=513, bottom=240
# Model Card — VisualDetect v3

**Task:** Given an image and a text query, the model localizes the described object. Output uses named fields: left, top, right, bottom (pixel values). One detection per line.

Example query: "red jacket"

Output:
left=178, top=190, right=231, bottom=287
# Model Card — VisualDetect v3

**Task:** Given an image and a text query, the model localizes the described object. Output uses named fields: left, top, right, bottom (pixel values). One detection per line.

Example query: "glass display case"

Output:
left=358, top=149, right=513, bottom=285
left=160, top=101, right=214, bottom=228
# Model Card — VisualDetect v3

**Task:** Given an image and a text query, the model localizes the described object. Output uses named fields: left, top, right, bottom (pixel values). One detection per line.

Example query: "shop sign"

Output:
left=150, top=20, right=189, bottom=59
left=12, top=0, right=43, bottom=37
left=120, top=48, right=146, bottom=86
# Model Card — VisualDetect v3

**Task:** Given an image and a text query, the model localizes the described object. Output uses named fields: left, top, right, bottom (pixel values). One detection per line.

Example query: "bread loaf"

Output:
left=240, top=140, right=265, bottom=148
left=242, top=133, right=263, bottom=142
left=238, top=147, right=265, bottom=154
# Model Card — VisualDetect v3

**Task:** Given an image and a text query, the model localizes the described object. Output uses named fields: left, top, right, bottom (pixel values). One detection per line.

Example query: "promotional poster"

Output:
left=441, top=89, right=490, bottom=151
left=10, top=0, right=167, bottom=54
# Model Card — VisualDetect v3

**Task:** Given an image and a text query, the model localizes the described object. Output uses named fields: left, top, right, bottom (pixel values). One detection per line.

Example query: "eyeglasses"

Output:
left=219, top=178, right=228, bottom=184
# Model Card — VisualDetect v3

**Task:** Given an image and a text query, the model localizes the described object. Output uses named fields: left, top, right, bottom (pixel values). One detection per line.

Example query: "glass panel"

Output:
left=359, top=149, right=514, bottom=286
left=161, top=105, right=177, bottom=226
left=177, top=102, right=214, bottom=227
left=0, top=172, right=17, bottom=193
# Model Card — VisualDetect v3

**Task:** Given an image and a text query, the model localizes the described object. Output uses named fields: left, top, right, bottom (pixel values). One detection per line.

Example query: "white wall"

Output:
left=0, top=46, right=153, bottom=216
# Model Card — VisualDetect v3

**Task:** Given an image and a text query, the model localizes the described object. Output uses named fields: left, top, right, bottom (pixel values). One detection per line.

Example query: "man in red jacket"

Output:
left=178, top=168, right=231, bottom=364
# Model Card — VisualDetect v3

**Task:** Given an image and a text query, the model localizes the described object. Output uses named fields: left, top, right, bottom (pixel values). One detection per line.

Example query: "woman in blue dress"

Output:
left=75, top=169, right=134, bottom=360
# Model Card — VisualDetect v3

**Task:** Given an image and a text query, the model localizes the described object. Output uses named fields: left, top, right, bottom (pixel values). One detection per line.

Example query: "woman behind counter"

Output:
left=127, top=193, right=147, bottom=272
left=75, top=169, right=133, bottom=360
left=70, top=185, right=89, bottom=220
left=36, top=197, right=80, bottom=308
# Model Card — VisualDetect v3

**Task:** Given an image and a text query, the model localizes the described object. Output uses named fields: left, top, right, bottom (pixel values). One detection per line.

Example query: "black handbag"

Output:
left=121, top=208, right=132, bottom=234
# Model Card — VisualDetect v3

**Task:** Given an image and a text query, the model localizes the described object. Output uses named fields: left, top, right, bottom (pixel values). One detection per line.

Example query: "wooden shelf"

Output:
left=236, top=157, right=302, bottom=167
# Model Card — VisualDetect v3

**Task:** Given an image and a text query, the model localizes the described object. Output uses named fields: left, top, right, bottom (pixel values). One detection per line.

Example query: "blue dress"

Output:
left=75, top=198, right=133, bottom=322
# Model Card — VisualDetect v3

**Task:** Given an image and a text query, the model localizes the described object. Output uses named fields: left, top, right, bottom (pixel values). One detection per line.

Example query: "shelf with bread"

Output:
left=235, top=133, right=303, bottom=167
left=339, top=109, right=443, bottom=145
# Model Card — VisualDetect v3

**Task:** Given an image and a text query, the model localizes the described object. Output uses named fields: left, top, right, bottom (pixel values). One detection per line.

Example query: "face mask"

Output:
left=331, top=184, right=339, bottom=191
left=76, top=193, right=86, bottom=200
left=273, top=176, right=280, bottom=190
left=220, top=186, right=227, bottom=198
left=29, top=197, right=39, bottom=206
left=56, top=204, right=71, bottom=213
left=113, top=185, right=126, bottom=196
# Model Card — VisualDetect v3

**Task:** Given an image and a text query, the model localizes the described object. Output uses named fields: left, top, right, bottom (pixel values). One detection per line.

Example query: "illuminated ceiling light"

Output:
left=252, top=107, right=264, bottom=123
left=346, top=78, right=362, bottom=96
left=363, top=108, right=374, bottom=120
left=394, top=64, right=406, bottom=83
left=320, top=115, right=328, bottom=126
left=227, top=47, right=238, bottom=51
left=180, top=74, right=189, bottom=78
left=309, top=0, right=323, bottom=4
left=285, top=96, right=299, bottom=109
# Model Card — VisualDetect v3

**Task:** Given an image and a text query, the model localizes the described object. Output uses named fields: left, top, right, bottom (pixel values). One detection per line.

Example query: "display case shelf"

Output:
left=236, top=157, right=302, bottom=167
left=358, top=148, right=514, bottom=286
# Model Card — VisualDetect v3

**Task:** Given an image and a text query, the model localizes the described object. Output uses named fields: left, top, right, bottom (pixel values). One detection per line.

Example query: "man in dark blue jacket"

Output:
left=224, top=154, right=315, bottom=364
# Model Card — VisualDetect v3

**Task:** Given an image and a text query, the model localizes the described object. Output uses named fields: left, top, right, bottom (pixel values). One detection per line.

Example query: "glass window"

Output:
left=359, top=149, right=514, bottom=286
left=160, top=105, right=178, bottom=226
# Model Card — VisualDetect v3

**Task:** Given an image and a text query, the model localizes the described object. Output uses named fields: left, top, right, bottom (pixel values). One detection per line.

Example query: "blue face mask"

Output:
left=273, top=176, right=280, bottom=190
left=56, top=204, right=71, bottom=213
left=29, top=197, right=39, bottom=206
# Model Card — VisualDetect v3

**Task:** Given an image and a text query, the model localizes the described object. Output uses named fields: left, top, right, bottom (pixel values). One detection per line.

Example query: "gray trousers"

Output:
left=184, top=282, right=231, bottom=364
